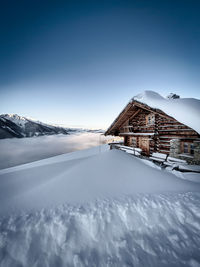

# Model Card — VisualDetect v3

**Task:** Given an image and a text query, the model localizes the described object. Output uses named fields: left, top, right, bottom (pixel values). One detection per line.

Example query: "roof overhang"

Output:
left=105, top=100, right=175, bottom=136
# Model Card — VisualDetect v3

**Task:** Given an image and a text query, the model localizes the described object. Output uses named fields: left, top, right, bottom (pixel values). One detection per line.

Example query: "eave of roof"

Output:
left=105, top=100, right=187, bottom=136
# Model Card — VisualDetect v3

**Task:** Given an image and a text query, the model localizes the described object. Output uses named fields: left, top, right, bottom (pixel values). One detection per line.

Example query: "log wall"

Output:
left=122, top=109, right=199, bottom=155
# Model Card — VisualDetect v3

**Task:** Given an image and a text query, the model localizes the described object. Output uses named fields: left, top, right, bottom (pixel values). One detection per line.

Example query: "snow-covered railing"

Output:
left=108, top=142, right=123, bottom=150
left=176, top=164, right=200, bottom=173
left=150, top=153, right=188, bottom=167
left=110, top=144, right=142, bottom=156
left=149, top=153, right=168, bottom=163
left=110, top=145, right=199, bottom=173
left=167, top=156, right=187, bottom=164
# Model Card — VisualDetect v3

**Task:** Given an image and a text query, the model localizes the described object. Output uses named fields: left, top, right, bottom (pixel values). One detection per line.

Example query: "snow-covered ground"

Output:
left=0, top=146, right=200, bottom=266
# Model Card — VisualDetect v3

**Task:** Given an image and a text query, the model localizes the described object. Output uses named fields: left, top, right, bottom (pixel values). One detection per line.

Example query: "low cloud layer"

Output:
left=0, top=133, right=109, bottom=169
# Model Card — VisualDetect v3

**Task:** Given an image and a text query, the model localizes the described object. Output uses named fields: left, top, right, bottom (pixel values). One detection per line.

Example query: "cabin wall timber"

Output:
left=105, top=101, right=200, bottom=164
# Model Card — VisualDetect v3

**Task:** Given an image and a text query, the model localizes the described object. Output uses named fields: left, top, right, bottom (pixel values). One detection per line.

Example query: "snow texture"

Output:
left=133, top=90, right=200, bottom=134
left=0, top=147, right=200, bottom=266
left=1, top=193, right=200, bottom=267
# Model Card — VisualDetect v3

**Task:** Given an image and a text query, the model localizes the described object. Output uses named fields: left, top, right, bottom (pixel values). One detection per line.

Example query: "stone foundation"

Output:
left=193, top=141, right=200, bottom=164
left=170, top=139, right=200, bottom=165
left=169, top=139, right=181, bottom=158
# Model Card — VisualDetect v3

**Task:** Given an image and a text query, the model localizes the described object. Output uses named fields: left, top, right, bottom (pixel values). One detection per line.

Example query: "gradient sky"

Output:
left=0, top=0, right=200, bottom=129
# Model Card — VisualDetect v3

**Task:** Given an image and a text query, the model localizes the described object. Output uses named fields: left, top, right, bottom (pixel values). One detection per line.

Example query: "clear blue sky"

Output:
left=0, top=0, right=200, bottom=129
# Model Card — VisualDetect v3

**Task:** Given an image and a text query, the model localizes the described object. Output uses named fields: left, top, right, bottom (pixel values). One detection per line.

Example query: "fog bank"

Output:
left=0, top=133, right=108, bottom=169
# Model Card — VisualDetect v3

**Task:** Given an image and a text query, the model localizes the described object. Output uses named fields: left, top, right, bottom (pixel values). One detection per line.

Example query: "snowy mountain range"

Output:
left=0, top=114, right=70, bottom=139
left=0, top=114, right=103, bottom=139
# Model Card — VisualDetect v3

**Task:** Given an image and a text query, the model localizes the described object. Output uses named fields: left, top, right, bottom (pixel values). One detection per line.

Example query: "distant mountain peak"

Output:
left=0, top=114, right=69, bottom=139
left=0, top=113, right=104, bottom=139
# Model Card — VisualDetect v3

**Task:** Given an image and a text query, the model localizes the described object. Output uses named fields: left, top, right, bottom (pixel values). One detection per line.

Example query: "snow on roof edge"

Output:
left=106, top=90, right=200, bottom=135
left=132, top=90, right=200, bottom=134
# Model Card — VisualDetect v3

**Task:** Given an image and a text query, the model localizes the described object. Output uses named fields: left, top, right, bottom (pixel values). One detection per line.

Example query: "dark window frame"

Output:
left=181, top=142, right=194, bottom=155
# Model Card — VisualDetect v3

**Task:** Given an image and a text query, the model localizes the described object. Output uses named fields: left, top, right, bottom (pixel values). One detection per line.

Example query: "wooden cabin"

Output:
left=105, top=99, right=200, bottom=164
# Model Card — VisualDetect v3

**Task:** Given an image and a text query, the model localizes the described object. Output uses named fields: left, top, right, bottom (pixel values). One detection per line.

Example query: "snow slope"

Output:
left=133, top=91, right=200, bottom=134
left=0, top=147, right=200, bottom=215
left=0, top=146, right=200, bottom=266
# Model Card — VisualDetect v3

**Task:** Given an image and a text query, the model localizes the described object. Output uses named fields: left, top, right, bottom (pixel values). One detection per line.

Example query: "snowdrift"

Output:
left=0, top=146, right=199, bottom=215
left=0, top=146, right=200, bottom=266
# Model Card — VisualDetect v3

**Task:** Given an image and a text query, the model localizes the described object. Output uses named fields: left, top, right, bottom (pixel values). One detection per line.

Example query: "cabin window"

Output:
left=146, top=114, right=155, bottom=126
left=182, top=142, right=194, bottom=155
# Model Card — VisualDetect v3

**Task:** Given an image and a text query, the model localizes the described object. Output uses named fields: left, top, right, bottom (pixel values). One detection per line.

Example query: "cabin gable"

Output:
left=105, top=100, right=200, bottom=164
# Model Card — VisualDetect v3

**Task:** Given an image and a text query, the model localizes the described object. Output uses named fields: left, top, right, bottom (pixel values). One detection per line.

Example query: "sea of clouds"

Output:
left=0, top=132, right=109, bottom=169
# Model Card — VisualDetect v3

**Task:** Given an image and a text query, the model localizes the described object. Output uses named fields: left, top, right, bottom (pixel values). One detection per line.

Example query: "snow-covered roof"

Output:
left=132, top=91, right=200, bottom=134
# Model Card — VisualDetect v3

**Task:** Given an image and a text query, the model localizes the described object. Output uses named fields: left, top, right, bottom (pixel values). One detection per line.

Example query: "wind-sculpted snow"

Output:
left=0, top=193, right=200, bottom=267
left=0, top=149, right=199, bottom=215
left=0, top=148, right=200, bottom=266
